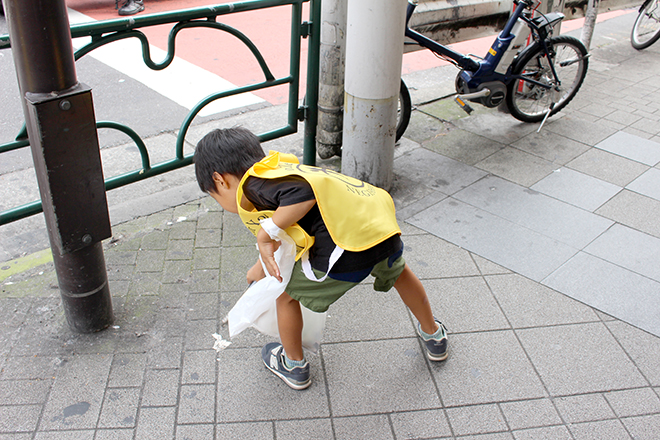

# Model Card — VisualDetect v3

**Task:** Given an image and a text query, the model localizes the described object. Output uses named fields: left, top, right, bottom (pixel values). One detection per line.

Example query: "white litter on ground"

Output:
left=212, top=333, right=231, bottom=353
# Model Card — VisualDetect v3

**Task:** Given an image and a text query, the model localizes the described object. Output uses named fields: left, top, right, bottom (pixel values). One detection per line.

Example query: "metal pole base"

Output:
left=54, top=243, right=114, bottom=333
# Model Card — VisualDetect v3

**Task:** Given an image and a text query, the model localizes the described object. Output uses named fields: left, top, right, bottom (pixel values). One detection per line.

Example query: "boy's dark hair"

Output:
left=194, top=127, right=266, bottom=193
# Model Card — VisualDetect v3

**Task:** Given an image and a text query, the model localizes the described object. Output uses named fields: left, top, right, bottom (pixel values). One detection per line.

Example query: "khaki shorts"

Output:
left=285, top=254, right=406, bottom=313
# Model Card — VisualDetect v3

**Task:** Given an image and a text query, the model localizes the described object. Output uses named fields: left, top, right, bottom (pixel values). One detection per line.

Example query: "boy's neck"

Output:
left=240, top=195, right=255, bottom=211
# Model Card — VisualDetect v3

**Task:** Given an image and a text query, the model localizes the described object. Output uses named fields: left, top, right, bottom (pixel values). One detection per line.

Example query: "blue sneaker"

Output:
left=417, top=319, right=448, bottom=361
left=261, top=343, right=311, bottom=390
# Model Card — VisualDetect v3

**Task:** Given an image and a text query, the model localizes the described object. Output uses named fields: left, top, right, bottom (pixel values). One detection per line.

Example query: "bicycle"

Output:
left=631, top=0, right=660, bottom=50
left=396, top=0, right=589, bottom=140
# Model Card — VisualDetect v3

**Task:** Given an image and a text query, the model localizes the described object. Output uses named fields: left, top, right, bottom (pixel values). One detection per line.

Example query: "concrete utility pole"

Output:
left=317, top=0, right=347, bottom=159
left=580, top=0, right=600, bottom=50
left=341, top=0, right=407, bottom=190
left=5, top=0, right=114, bottom=332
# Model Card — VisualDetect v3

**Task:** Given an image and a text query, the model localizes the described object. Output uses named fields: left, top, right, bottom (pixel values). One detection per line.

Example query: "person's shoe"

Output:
left=417, top=319, right=448, bottom=361
left=261, top=343, right=311, bottom=390
left=118, top=0, right=144, bottom=16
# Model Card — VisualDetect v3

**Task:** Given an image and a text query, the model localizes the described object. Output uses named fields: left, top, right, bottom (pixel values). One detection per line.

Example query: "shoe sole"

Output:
left=263, top=363, right=311, bottom=390
left=118, top=7, right=144, bottom=15
left=427, top=349, right=449, bottom=362
left=417, top=321, right=449, bottom=362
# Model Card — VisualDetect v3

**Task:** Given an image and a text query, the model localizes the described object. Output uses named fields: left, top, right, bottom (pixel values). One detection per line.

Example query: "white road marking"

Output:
left=68, top=9, right=265, bottom=117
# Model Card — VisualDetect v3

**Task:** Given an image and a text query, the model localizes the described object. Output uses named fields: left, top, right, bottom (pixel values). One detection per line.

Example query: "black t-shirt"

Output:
left=243, top=175, right=402, bottom=273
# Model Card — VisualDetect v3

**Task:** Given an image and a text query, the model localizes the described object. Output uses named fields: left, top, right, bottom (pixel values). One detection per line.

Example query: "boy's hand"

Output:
left=246, top=260, right=266, bottom=284
left=257, top=227, right=282, bottom=282
left=255, top=200, right=316, bottom=284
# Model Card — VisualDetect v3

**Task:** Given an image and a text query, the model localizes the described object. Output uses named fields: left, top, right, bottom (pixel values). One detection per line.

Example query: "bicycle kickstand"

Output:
left=537, top=102, right=555, bottom=133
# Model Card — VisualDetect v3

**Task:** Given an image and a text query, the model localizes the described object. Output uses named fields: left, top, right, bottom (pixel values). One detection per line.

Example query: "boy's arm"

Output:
left=246, top=260, right=265, bottom=284
left=257, top=199, right=316, bottom=282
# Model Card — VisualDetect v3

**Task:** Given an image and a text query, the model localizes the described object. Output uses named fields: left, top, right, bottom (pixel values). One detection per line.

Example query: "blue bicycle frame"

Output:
left=405, top=0, right=565, bottom=106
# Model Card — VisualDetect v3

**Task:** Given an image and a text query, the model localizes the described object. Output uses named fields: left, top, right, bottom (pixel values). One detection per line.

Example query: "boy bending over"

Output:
left=194, top=127, right=448, bottom=390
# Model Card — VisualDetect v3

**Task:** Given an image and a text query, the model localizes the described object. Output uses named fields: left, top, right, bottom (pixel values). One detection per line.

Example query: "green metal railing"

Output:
left=0, top=0, right=320, bottom=225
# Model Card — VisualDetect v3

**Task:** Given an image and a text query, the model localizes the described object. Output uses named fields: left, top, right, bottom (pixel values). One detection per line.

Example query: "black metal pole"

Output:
left=4, top=0, right=113, bottom=332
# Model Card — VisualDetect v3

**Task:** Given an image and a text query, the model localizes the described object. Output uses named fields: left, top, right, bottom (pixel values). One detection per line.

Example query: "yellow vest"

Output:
left=237, top=151, right=401, bottom=260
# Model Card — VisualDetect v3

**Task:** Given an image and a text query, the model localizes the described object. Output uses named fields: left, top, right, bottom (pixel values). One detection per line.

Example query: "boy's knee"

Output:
left=277, top=291, right=298, bottom=306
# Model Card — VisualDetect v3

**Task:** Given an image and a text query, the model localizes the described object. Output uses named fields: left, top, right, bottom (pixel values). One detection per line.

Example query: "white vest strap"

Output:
left=301, top=245, right=344, bottom=282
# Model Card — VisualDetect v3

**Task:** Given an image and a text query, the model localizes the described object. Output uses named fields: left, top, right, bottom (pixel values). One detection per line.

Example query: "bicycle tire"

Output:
left=506, top=35, right=588, bottom=123
left=396, top=79, right=412, bottom=142
left=631, top=0, right=660, bottom=50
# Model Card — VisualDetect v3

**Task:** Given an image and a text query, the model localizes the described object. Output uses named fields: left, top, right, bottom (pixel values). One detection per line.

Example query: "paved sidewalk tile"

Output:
left=517, top=323, right=648, bottom=396
left=474, top=147, right=556, bottom=187
left=584, top=223, right=660, bottom=282
left=606, top=320, right=660, bottom=387
left=554, top=393, right=616, bottom=424
left=401, top=233, right=481, bottom=279
left=622, top=414, right=660, bottom=440
left=422, top=126, right=505, bottom=166
left=408, top=198, right=578, bottom=282
left=454, top=175, right=613, bottom=248
left=545, top=114, right=618, bottom=146
left=333, top=415, right=394, bottom=440
left=511, top=130, right=590, bottom=165
left=543, top=252, right=660, bottom=336
left=571, top=419, right=633, bottom=440
left=627, top=167, right=660, bottom=201
left=276, top=419, right=334, bottom=439
left=323, top=339, right=441, bottom=416
left=596, top=189, right=660, bottom=238
left=394, top=148, right=487, bottom=195
left=486, top=273, right=599, bottom=328
left=445, top=404, right=508, bottom=436
left=424, top=277, right=510, bottom=333
left=567, top=148, right=649, bottom=187
left=215, top=348, right=329, bottom=423
left=215, top=422, right=274, bottom=439
left=431, top=331, right=546, bottom=406
left=134, top=407, right=176, bottom=440
left=530, top=167, right=622, bottom=212
left=596, top=131, right=660, bottom=166
left=389, top=409, right=452, bottom=439
left=500, top=398, right=562, bottom=430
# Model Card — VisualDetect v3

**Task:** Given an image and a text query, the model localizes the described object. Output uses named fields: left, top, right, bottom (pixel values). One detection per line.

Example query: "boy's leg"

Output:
left=275, top=291, right=304, bottom=361
left=393, top=264, right=438, bottom=335
left=393, top=263, right=448, bottom=362
left=261, top=291, right=310, bottom=390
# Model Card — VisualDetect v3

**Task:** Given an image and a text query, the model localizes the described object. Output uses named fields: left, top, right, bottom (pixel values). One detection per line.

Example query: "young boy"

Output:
left=194, top=127, right=448, bottom=390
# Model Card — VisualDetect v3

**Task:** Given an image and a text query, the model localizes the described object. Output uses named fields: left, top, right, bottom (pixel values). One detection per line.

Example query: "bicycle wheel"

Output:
left=506, top=36, right=588, bottom=123
left=396, top=79, right=412, bottom=142
left=631, top=0, right=660, bottom=50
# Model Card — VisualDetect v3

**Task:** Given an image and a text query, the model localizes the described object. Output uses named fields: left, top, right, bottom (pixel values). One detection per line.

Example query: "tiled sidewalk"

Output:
left=2, top=10, right=660, bottom=440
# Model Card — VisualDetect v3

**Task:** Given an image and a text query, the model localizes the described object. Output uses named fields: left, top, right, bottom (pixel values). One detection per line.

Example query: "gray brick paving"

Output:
left=1, top=10, right=660, bottom=440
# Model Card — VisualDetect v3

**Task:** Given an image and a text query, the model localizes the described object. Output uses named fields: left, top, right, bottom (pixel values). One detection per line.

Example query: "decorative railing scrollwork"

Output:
left=0, top=0, right=320, bottom=225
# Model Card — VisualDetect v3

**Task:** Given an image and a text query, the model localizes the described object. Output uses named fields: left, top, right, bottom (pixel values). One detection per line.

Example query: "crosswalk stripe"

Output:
left=67, top=9, right=265, bottom=117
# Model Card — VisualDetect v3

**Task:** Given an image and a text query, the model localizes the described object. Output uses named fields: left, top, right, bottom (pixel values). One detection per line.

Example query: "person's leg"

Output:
left=393, top=264, right=439, bottom=335
left=261, top=291, right=309, bottom=390
left=393, top=262, right=448, bottom=361
left=275, top=291, right=304, bottom=361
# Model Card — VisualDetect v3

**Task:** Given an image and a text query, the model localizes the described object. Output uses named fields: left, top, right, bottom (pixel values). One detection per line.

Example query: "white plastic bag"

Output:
left=227, top=220, right=327, bottom=352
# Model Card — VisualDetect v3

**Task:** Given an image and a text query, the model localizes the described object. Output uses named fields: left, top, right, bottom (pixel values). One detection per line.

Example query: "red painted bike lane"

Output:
left=66, top=0, right=632, bottom=106
left=67, top=0, right=308, bottom=105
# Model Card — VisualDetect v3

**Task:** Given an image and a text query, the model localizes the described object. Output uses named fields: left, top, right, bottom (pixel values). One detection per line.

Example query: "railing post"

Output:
left=4, top=0, right=113, bottom=332
left=302, top=0, right=322, bottom=166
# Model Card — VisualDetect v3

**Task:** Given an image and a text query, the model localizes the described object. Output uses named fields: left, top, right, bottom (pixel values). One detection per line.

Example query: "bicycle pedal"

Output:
left=454, top=96, right=473, bottom=114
